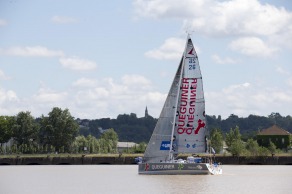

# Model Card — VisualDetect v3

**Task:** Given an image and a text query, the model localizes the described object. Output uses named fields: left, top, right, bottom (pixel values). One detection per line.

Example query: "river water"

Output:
left=0, top=165, right=291, bottom=194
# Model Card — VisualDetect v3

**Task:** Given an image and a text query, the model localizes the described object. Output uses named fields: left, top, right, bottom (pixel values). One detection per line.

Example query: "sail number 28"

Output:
left=188, top=58, right=196, bottom=70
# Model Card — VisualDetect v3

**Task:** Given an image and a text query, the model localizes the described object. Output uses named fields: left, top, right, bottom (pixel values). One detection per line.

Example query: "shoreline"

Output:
left=1, top=155, right=292, bottom=165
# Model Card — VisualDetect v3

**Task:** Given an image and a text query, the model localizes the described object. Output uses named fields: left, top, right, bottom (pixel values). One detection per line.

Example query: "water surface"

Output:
left=0, top=165, right=291, bottom=194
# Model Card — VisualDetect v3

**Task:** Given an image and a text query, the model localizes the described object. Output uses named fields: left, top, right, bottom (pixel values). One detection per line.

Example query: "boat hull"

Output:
left=138, top=162, right=215, bottom=175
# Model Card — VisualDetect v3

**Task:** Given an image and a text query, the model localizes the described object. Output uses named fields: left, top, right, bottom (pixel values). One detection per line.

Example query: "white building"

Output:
left=117, top=142, right=137, bottom=153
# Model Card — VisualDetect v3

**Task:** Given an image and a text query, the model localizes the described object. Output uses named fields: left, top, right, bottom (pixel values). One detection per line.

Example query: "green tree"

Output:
left=268, top=141, right=277, bottom=156
left=225, top=126, right=241, bottom=147
left=225, top=126, right=245, bottom=156
left=258, top=146, right=270, bottom=156
left=98, top=128, right=118, bottom=153
left=229, top=139, right=245, bottom=156
left=72, top=135, right=87, bottom=153
left=129, top=142, right=147, bottom=153
left=0, top=116, right=14, bottom=145
left=86, top=135, right=99, bottom=153
left=12, top=111, right=39, bottom=151
left=40, top=107, right=78, bottom=153
left=210, top=128, right=223, bottom=154
left=246, top=138, right=260, bottom=156
left=101, top=129, right=118, bottom=149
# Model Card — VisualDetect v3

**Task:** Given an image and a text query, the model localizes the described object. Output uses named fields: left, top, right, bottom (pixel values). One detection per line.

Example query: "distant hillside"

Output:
left=77, top=113, right=156, bottom=143
left=77, top=112, right=292, bottom=143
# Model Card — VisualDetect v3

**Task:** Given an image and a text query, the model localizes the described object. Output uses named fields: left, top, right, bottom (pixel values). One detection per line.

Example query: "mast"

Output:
left=168, top=34, right=191, bottom=161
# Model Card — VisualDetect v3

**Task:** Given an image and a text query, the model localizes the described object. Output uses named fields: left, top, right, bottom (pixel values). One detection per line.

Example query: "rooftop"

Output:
left=258, top=125, right=291, bottom=136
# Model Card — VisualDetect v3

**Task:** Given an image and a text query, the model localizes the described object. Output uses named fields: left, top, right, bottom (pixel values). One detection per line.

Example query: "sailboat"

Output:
left=137, top=35, right=222, bottom=175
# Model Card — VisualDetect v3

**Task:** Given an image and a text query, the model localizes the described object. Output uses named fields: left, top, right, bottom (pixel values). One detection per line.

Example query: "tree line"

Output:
left=208, top=113, right=292, bottom=156
left=77, top=112, right=292, bottom=143
left=210, top=126, right=281, bottom=157
left=1, top=107, right=291, bottom=155
left=0, top=107, right=121, bottom=154
left=207, top=113, right=292, bottom=140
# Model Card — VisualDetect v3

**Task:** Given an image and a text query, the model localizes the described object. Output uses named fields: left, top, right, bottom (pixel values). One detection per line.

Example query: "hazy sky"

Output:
left=0, top=0, right=291, bottom=119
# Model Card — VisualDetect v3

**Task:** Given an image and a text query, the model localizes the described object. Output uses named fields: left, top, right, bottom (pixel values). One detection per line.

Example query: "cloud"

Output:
left=121, top=74, right=151, bottom=90
left=145, top=37, right=187, bottom=60
left=0, top=46, right=64, bottom=57
left=33, top=86, right=67, bottom=103
left=0, top=88, right=18, bottom=103
left=51, top=16, right=78, bottom=24
left=206, top=82, right=292, bottom=118
left=0, top=84, right=69, bottom=118
left=69, top=75, right=163, bottom=118
left=72, top=78, right=98, bottom=88
left=269, top=25, right=292, bottom=49
left=133, top=0, right=204, bottom=19
left=0, top=69, right=11, bottom=80
left=0, top=46, right=98, bottom=72
left=0, top=74, right=165, bottom=119
left=69, top=76, right=292, bottom=120
left=212, top=54, right=236, bottom=64
left=229, top=37, right=279, bottom=57
left=134, top=0, right=292, bottom=51
left=59, top=57, right=97, bottom=71
left=0, top=88, right=21, bottom=115
left=134, top=0, right=292, bottom=36
left=0, top=19, right=7, bottom=26
left=190, top=0, right=292, bottom=37
left=287, top=78, right=292, bottom=88
left=276, top=66, right=290, bottom=76
left=2, top=71, right=292, bottom=120
left=222, top=82, right=250, bottom=93
left=275, top=67, right=292, bottom=88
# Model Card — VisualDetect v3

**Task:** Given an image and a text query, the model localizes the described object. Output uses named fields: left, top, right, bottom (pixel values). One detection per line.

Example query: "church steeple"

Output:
left=145, top=106, right=149, bottom=118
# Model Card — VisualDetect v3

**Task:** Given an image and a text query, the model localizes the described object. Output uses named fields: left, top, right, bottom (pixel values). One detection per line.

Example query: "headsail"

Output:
left=143, top=58, right=183, bottom=163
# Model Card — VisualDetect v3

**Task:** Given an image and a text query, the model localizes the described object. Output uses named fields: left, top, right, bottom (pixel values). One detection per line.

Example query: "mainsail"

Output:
left=143, top=35, right=207, bottom=163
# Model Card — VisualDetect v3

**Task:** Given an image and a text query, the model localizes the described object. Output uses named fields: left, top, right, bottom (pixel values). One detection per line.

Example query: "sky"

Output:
left=0, top=0, right=292, bottom=120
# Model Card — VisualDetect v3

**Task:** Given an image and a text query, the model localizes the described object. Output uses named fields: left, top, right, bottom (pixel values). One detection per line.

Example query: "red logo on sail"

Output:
left=194, top=119, right=205, bottom=134
left=145, top=163, right=150, bottom=171
left=188, top=48, right=195, bottom=55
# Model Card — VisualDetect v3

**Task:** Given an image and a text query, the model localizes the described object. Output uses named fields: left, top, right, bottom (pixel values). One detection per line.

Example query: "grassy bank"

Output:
left=0, top=153, right=144, bottom=159
left=1, top=152, right=292, bottom=159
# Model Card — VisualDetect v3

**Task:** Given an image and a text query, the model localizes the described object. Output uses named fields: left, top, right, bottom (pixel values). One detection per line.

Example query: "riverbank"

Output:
left=1, top=154, right=292, bottom=165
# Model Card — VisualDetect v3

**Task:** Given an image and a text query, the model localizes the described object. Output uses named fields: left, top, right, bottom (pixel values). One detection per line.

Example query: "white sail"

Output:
left=143, top=58, right=183, bottom=163
left=172, top=36, right=207, bottom=154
